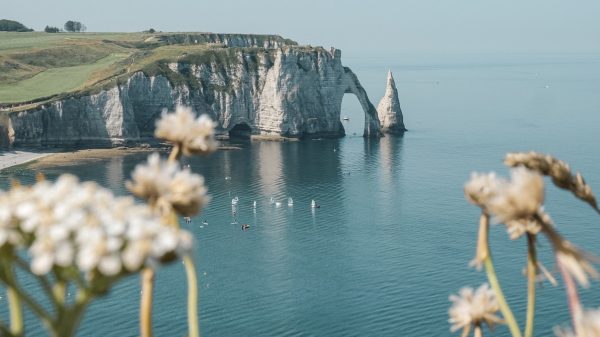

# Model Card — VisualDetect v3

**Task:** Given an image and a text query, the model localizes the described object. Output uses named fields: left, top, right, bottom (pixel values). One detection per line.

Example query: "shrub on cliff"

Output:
left=44, top=25, right=60, bottom=33
left=64, top=20, right=86, bottom=32
left=0, top=19, right=33, bottom=32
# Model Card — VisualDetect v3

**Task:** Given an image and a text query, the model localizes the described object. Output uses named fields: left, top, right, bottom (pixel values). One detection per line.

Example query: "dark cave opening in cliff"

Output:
left=229, top=123, right=252, bottom=139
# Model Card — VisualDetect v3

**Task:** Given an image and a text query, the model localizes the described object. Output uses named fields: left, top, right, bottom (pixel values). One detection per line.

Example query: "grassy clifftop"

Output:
left=0, top=32, right=296, bottom=108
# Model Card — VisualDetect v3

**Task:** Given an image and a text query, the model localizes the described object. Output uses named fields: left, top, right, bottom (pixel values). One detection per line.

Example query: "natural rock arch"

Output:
left=341, top=67, right=381, bottom=137
left=254, top=47, right=381, bottom=139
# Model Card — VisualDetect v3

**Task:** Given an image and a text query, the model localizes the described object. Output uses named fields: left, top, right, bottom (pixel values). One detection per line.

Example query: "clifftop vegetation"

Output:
left=0, top=32, right=298, bottom=109
left=0, top=19, right=33, bottom=32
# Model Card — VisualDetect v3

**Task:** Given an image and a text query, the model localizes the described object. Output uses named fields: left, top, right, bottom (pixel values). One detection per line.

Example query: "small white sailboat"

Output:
left=343, top=116, right=350, bottom=121
left=253, top=200, right=257, bottom=208
left=270, top=197, right=275, bottom=204
left=287, top=197, right=294, bottom=207
left=311, top=199, right=320, bottom=209
left=275, top=201, right=282, bottom=208
left=231, top=196, right=239, bottom=205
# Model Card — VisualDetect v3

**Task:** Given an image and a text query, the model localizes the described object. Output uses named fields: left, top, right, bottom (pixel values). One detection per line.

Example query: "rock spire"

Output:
left=376, top=70, right=406, bottom=134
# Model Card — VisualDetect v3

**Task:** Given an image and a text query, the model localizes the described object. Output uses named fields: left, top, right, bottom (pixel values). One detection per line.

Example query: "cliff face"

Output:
left=6, top=46, right=382, bottom=147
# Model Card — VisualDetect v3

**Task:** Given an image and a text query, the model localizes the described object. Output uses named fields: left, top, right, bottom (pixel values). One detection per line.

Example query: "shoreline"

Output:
left=0, top=144, right=244, bottom=171
left=0, top=150, right=57, bottom=171
left=0, top=147, right=157, bottom=171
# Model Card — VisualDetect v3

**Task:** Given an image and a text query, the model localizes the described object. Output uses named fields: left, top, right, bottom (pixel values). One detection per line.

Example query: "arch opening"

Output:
left=340, top=93, right=366, bottom=137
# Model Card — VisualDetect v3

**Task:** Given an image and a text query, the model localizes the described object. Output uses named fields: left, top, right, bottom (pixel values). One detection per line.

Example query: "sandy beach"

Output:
left=0, top=147, right=159, bottom=171
left=0, top=150, right=57, bottom=171
left=0, top=144, right=241, bottom=171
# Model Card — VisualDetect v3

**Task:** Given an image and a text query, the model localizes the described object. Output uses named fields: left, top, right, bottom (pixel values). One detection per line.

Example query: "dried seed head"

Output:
left=505, top=152, right=599, bottom=213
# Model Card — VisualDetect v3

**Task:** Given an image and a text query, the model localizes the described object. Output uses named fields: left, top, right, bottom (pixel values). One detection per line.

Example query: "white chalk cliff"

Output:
left=3, top=37, right=397, bottom=147
left=376, top=71, right=406, bottom=134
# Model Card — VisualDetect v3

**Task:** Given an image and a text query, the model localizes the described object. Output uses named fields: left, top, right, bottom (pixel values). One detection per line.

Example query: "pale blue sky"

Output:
left=4, top=0, right=600, bottom=54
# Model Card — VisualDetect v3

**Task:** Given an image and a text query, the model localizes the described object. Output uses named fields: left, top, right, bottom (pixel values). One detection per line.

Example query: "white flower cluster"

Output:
left=465, top=167, right=545, bottom=239
left=0, top=175, right=192, bottom=276
left=155, top=106, right=218, bottom=156
left=448, top=283, right=503, bottom=333
left=127, top=153, right=209, bottom=216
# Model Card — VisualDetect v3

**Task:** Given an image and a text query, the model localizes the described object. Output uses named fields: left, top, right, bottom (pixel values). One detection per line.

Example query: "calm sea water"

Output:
left=1, top=52, right=600, bottom=336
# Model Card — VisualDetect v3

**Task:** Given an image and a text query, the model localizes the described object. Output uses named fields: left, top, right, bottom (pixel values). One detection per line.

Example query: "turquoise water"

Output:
left=1, top=53, right=600, bottom=336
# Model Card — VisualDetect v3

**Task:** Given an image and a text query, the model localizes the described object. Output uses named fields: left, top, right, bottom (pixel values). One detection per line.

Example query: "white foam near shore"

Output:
left=0, top=150, right=54, bottom=171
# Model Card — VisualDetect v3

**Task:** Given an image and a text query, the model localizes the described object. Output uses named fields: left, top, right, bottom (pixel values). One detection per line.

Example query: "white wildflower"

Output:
left=464, top=172, right=506, bottom=207
left=155, top=106, right=218, bottom=156
left=555, top=308, right=600, bottom=337
left=487, top=167, right=544, bottom=223
left=465, top=168, right=545, bottom=239
left=0, top=174, right=192, bottom=277
left=0, top=195, right=23, bottom=247
left=127, top=153, right=210, bottom=216
left=448, top=283, right=503, bottom=334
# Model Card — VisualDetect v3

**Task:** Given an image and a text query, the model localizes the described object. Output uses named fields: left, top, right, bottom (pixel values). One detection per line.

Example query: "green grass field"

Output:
left=0, top=32, right=146, bottom=54
left=0, top=53, right=130, bottom=103
left=0, top=31, right=293, bottom=107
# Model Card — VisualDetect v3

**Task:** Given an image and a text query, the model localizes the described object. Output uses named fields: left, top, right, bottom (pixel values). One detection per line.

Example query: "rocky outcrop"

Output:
left=4, top=46, right=384, bottom=148
left=376, top=71, right=406, bottom=134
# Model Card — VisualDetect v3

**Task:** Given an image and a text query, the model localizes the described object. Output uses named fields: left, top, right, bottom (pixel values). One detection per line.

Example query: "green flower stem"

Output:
left=2, top=270, right=53, bottom=331
left=13, top=257, right=56, bottom=307
left=483, top=257, right=522, bottom=337
left=7, top=286, right=23, bottom=336
left=524, top=234, right=536, bottom=337
left=53, top=281, right=66, bottom=306
left=183, top=254, right=200, bottom=337
left=53, top=289, right=92, bottom=337
left=140, top=268, right=155, bottom=337
left=0, top=257, right=23, bottom=336
left=479, top=214, right=522, bottom=337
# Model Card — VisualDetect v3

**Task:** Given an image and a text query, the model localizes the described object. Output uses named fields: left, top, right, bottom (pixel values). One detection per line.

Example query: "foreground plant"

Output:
left=555, top=307, right=600, bottom=337
left=0, top=175, right=192, bottom=337
left=451, top=152, right=600, bottom=337
left=128, top=105, right=217, bottom=337
left=449, top=283, right=503, bottom=337
left=0, top=105, right=216, bottom=337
